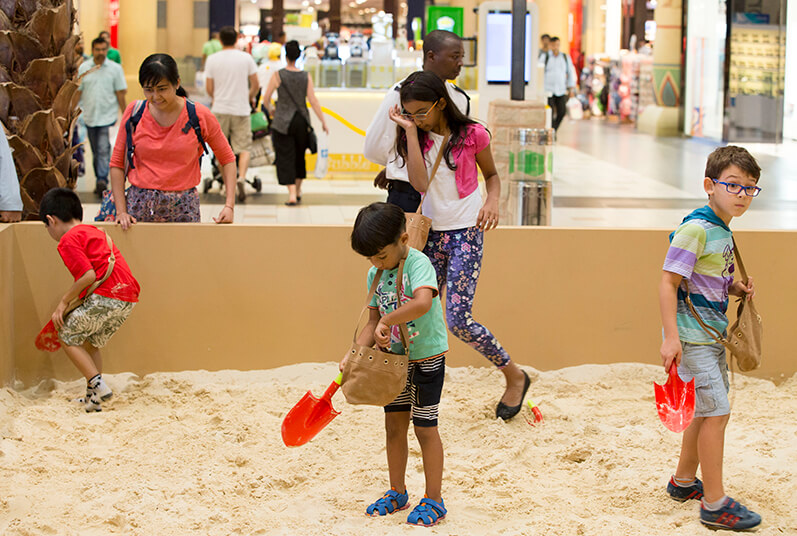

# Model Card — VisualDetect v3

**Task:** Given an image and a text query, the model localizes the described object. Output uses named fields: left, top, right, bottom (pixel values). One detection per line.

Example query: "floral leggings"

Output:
left=423, top=226, right=511, bottom=368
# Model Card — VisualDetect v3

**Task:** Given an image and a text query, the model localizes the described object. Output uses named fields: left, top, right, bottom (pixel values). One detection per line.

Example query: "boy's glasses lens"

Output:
left=713, top=179, right=761, bottom=197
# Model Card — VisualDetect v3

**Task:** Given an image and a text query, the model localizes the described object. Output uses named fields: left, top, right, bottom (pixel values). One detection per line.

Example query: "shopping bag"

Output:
left=314, top=133, right=329, bottom=178
left=566, top=97, right=583, bottom=120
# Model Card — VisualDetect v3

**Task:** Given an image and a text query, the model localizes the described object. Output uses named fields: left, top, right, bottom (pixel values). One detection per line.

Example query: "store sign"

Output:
left=109, top=0, right=120, bottom=48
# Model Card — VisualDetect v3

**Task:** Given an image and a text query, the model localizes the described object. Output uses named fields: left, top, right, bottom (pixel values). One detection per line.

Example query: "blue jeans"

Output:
left=86, top=125, right=111, bottom=184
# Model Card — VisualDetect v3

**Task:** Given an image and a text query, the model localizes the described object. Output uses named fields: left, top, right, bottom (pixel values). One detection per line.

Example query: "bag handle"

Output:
left=731, top=237, right=749, bottom=285
left=65, top=231, right=117, bottom=315
left=683, top=281, right=728, bottom=347
left=416, top=133, right=451, bottom=214
left=353, top=253, right=411, bottom=353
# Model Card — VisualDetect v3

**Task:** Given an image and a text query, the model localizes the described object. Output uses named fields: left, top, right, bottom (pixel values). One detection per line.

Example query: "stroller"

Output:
left=202, top=98, right=272, bottom=202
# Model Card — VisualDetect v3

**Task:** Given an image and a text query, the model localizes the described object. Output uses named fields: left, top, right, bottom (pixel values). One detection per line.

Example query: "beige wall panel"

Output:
left=0, top=226, right=14, bottom=385
left=118, top=0, right=158, bottom=101
left=77, top=0, right=107, bottom=46
left=166, top=0, right=196, bottom=59
left=537, top=0, right=570, bottom=52
left=9, top=224, right=794, bottom=386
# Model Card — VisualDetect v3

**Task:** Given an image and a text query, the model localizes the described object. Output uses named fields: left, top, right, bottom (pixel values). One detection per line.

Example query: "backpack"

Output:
left=544, top=51, right=573, bottom=74
left=125, top=99, right=209, bottom=171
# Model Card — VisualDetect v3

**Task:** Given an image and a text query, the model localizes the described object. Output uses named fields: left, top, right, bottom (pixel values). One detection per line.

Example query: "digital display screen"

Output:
left=485, top=11, right=532, bottom=84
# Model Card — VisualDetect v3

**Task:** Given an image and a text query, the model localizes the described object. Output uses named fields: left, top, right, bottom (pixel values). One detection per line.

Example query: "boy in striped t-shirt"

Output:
left=659, top=146, right=761, bottom=531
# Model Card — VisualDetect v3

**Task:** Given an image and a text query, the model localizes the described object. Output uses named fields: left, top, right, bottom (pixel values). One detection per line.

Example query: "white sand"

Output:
left=0, top=363, right=794, bottom=536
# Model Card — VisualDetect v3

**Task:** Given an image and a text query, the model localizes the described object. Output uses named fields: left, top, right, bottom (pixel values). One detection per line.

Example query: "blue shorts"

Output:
left=678, top=342, right=730, bottom=418
left=384, top=355, right=445, bottom=427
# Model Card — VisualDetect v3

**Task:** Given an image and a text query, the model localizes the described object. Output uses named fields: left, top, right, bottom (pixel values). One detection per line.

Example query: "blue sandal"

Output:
left=406, top=497, right=446, bottom=527
left=366, top=488, right=409, bottom=517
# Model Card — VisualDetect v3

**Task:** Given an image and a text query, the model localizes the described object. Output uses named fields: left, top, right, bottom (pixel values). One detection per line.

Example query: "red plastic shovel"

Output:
left=654, top=365, right=696, bottom=433
left=281, top=372, right=343, bottom=447
left=35, top=320, right=62, bottom=352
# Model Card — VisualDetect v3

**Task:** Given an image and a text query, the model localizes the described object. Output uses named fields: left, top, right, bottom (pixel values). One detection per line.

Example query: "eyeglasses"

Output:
left=711, top=179, right=761, bottom=197
left=401, top=100, right=439, bottom=120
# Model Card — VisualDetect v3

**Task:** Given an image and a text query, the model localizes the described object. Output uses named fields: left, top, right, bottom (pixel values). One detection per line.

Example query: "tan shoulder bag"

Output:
left=341, top=255, right=411, bottom=406
left=405, top=134, right=450, bottom=250
left=685, top=237, right=762, bottom=371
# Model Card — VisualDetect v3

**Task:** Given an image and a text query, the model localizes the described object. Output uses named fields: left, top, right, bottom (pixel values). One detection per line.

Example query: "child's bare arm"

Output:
left=52, top=269, right=97, bottom=329
left=659, top=271, right=682, bottom=371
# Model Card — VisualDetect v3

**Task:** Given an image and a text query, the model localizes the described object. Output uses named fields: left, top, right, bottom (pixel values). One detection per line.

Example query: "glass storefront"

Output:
left=684, top=0, right=727, bottom=140
left=724, top=1, right=786, bottom=142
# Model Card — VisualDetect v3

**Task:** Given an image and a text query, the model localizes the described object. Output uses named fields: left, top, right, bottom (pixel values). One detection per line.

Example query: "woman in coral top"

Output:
left=110, top=54, right=237, bottom=229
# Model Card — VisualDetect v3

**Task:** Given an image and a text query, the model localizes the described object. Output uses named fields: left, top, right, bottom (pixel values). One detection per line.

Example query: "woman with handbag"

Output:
left=262, top=40, right=329, bottom=206
left=109, top=54, right=237, bottom=230
left=389, top=70, right=530, bottom=421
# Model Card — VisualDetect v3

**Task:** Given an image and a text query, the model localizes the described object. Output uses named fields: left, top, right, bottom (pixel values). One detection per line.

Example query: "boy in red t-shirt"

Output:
left=40, top=188, right=140, bottom=412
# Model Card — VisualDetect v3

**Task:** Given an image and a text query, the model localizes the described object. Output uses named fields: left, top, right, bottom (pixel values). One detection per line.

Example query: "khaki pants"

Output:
left=216, top=114, right=252, bottom=154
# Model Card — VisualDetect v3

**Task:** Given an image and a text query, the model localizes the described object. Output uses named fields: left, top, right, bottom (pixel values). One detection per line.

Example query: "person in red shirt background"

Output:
left=110, top=54, right=237, bottom=229
left=40, top=188, right=140, bottom=412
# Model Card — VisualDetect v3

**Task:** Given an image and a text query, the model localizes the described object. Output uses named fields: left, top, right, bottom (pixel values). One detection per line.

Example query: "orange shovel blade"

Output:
left=281, top=376, right=342, bottom=447
left=35, top=320, right=62, bottom=352
left=654, top=366, right=696, bottom=433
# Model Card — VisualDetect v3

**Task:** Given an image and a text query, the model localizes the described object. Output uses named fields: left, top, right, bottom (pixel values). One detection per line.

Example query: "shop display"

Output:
left=726, top=23, right=786, bottom=141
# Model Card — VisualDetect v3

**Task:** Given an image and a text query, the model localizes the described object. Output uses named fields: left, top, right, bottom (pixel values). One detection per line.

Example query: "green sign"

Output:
left=425, top=6, right=464, bottom=37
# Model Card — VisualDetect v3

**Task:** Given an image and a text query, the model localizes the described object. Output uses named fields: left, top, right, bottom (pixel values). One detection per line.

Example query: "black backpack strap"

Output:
left=125, top=100, right=147, bottom=171
left=450, top=84, right=471, bottom=116
left=182, top=99, right=209, bottom=162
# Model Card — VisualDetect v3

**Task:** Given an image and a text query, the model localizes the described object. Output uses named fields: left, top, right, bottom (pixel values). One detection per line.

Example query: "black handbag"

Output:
left=282, top=73, right=317, bottom=154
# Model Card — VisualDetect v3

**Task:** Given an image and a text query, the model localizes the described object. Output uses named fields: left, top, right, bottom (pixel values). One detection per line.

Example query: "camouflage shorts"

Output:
left=59, top=294, right=135, bottom=348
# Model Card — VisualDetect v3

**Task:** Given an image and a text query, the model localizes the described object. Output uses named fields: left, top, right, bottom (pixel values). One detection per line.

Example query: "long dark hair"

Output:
left=139, top=53, right=187, bottom=97
left=394, top=70, right=478, bottom=171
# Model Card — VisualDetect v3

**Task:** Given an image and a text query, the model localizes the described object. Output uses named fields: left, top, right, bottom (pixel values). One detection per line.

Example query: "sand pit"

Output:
left=0, top=363, right=794, bottom=535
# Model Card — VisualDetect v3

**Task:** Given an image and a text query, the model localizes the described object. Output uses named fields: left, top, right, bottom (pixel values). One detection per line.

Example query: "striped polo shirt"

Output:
left=663, top=216, right=735, bottom=344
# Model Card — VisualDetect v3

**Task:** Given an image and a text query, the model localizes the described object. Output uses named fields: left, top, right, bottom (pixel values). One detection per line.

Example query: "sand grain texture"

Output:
left=0, top=363, right=794, bottom=535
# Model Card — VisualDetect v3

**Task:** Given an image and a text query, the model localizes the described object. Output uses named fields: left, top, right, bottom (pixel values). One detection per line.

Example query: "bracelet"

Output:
left=224, top=205, right=234, bottom=210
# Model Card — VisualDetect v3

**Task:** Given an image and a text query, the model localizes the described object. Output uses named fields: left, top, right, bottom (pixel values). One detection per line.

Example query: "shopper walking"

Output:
left=364, top=30, right=470, bottom=213
left=109, top=54, right=237, bottom=229
left=205, top=26, right=260, bottom=202
left=262, top=40, right=329, bottom=206
left=543, top=37, right=575, bottom=131
left=201, top=31, right=223, bottom=69
left=77, top=37, right=127, bottom=196
left=98, top=31, right=121, bottom=64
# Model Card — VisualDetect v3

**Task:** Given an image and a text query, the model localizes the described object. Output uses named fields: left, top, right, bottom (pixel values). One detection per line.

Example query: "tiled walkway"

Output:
left=76, top=119, right=797, bottom=230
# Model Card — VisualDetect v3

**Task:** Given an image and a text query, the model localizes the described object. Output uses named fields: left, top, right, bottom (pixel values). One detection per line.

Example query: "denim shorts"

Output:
left=678, top=342, right=730, bottom=417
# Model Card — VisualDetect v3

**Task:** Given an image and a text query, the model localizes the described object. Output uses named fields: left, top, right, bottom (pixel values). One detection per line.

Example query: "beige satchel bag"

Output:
left=685, top=238, right=762, bottom=372
left=405, top=134, right=450, bottom=250
left=341, top=255, right=411, bottom=406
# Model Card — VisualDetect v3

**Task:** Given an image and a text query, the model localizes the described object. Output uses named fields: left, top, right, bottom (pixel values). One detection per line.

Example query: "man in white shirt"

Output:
left=543, top=36, right=576, bottom=131
left=363, top=30, right=471, bottom=212
left=205, top=26, right=260, bottom=201
left=0, top=129, right=22, bottom=222
left=77, top=37, right=127, bottom=196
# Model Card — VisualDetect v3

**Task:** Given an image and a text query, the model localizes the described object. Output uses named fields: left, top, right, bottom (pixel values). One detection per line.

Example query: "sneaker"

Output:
left=84, top=391, right=103, bottom=413
left=700, top=497, right=762, bottom=531
left=667, top=477, right=704, bottom=502
left=236, top=181, right=246, bottom=203
left=89, top=376, right=113, bottom=402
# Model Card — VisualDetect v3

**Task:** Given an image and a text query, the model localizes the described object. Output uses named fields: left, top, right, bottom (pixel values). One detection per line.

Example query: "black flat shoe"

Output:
left=284, top=201, right=298, bottom=206
left=495, top=370, right=531, bottom=421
